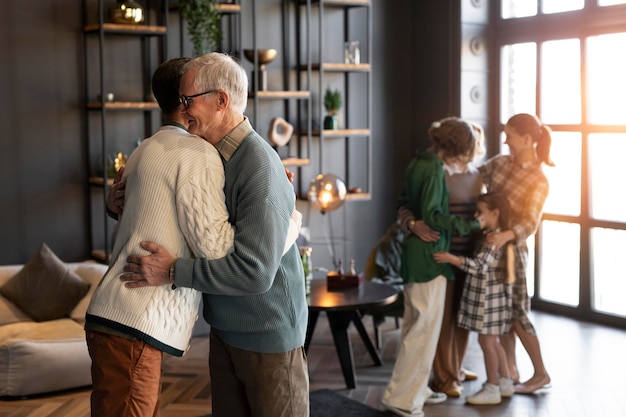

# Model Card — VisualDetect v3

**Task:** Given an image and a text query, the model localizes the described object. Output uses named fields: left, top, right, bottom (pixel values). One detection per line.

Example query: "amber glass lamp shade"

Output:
left=307, top=173, right=347, bottom=214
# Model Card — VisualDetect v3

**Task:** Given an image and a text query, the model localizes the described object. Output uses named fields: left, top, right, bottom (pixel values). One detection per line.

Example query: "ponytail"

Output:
left=506, top=113, right=555, bottom=167
left=536, top=125, right=555, bottom=167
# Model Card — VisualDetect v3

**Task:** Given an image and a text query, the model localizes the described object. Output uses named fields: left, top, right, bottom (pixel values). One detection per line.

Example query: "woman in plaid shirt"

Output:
left=479, top=113, right=555, bottom=395
left=434, top=192, right=515, bottom=404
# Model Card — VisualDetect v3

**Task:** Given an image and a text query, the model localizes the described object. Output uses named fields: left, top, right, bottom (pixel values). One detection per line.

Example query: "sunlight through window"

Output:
left=542, top=0, right=584, bottom=14
left=541, top=39, right=581, bottom=124
left=500, top=43, right=536, bottom=124
left=588, top=134, right=626, bottom=222
left=539, top=221, right=580, bottom=307
left=587, top=33, right=626, bottom=125
left=501, top=0, right=537, bottom=18
left=591, top=228, right=626, bottom=317
left=542, top=133, right=581, bottom=216
left=599, top=0, right=626, bottom=5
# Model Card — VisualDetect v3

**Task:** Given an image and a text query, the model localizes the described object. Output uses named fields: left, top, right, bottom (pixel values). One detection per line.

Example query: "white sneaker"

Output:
left=499, top=377, right=514, bottom=397
left=466, top=382, right=501, bottom=405
left=425, top=386, right=447, bottom=404
left=381, top=401, right=425, bottom=417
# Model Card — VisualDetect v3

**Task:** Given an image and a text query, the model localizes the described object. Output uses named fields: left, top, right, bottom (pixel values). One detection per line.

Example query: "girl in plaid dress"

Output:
left=433, top=192, right=514, bottom=405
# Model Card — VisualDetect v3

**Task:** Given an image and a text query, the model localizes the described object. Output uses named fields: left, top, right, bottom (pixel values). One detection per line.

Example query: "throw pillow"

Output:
left=0, top=243, right=91, bottom=322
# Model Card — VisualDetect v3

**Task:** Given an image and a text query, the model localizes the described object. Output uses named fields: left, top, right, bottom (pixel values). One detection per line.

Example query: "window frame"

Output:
left=489, top=0, right=626, bottom=329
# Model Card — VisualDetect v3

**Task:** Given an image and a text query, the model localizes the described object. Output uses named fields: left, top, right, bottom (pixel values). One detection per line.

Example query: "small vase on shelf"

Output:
left=324, top=114, right=338, bottom=130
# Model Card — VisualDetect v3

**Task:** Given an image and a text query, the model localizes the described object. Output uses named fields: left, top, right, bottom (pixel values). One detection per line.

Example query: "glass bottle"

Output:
left=336, top=258, right=344, bottom=275
left=299, top=247, right=313, bottom=295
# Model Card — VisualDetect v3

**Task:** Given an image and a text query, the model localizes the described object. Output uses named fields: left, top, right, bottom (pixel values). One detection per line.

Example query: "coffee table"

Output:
left=305, top=278, right=399, bottom=389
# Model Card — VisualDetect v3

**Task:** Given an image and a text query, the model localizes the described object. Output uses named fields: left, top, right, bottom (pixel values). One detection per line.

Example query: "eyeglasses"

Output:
left=179, top=89, right=218, bottom=109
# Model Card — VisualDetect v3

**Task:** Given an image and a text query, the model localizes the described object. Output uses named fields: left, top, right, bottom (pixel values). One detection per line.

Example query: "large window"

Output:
left=496, top=0, right=626, bottom=325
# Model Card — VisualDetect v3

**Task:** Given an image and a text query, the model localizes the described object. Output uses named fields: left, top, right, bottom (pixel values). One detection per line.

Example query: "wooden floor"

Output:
left=1, top=310, right=625, bottom=416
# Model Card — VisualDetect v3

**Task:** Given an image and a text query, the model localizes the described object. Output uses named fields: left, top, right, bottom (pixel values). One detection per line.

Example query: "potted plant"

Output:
left=178, top=0, right=223, bottom=57
left=323, top=88, right=342, bottom=130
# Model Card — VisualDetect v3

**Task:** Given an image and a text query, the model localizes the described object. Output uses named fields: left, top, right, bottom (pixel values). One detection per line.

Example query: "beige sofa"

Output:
left=0, top=260, right=108, bottom=397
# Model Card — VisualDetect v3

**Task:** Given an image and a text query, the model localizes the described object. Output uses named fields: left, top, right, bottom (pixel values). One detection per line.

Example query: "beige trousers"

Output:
left=382, top=276, right=447, bottom=414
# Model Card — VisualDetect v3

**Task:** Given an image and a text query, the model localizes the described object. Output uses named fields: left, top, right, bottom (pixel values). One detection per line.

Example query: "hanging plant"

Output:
left=178, top=0, right=223, bottom=57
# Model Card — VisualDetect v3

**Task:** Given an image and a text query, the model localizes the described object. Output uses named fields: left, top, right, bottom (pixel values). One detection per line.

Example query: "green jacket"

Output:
left=397, top=151, right=480, bottom=283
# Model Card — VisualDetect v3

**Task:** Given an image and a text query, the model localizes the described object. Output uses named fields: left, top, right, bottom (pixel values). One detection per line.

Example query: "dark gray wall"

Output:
left=0, top=0, right=460, bottom=270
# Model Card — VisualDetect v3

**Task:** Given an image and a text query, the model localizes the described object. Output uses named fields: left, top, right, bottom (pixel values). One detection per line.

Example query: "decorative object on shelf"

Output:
left=243, top=48, right=278, bottom=91
left=344, top=41, right=360, bottom=65
left=110, top=0, right=145, bottom=24
left=107, top=152, right=127, bottom=179
left=323, top=88, right=342, bottom=130
left=299, top=246, right=313, bottom=295
left=178, top=0, right=222, bottom=56
left=97, top=93, right=115, bottom=103
left=268, top=117, right=294, bottom=147
left=307, top=173, right=347, bottom=214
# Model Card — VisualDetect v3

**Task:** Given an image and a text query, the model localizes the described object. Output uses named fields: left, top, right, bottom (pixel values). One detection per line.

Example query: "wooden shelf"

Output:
left=248, top=90, right=311, bottom=99
left=215, top=3, right=242, bottom=13
left=299, top=0, right=370, bottom=7
left=281, top=157, right=310, bottom=167
left=299, top=63, right=371, bottom=72
left=86, top=101, right=160, bottom=110
left=306, top=128, right=370, bottom=137
left=89, top=177, right=114, bottom=186
left=84, top=23, right=166, bottom=35
left=345, top=192, right=371, bottom=201
left=320, top=62, right=371, bottom=72
left=169, top=2, right=241, bottom=14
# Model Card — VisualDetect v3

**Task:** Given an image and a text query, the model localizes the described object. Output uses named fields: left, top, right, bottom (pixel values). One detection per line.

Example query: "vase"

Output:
left=324, top=114, right=338, bottom=130
left=111, top=0, right=144, bottom=24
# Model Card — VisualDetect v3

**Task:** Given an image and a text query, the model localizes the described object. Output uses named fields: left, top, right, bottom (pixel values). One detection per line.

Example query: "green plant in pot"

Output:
left=178, top=0, right=222, bottom=57
left=323, top=88, right=342, bottom=130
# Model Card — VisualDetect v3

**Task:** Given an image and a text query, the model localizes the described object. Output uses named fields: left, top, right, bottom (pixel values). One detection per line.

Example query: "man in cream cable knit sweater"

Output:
left=121, top=53, right=310, bottom=417
left=85, top=57, right=300, bottom=417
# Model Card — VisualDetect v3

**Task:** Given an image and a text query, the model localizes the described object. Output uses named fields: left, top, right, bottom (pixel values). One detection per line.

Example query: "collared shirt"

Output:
left=214, top=117, right=252, bottom=161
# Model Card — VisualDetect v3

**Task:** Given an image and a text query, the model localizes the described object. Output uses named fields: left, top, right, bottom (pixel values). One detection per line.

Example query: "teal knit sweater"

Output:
left=174, top=118, right=308, bottom=353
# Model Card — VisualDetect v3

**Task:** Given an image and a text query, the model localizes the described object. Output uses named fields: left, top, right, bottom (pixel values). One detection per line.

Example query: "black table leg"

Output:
left=353, top=310, right=383, bottom=366
left=326, top=311, right=357, bottom=389
left=304, top=310, right=320, bottom=354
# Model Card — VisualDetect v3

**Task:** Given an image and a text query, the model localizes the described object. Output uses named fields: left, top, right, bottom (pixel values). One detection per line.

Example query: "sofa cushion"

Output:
left=69, top=262, right=109, bottom=323
left=0, top=244, right=90, bottom=322
left=0, top=319, right=92, bottom=397
left=0, top=295, right=31, bottom=326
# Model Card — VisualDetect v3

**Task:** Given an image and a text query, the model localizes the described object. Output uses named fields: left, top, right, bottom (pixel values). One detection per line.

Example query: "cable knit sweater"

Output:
left=85, top=125, right=234, bottom=356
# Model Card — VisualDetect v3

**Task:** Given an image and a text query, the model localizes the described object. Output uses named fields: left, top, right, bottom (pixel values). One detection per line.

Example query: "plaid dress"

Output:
left=479, top=155, right=549, bottom=335
left=457, top=234, right=512, bottom=335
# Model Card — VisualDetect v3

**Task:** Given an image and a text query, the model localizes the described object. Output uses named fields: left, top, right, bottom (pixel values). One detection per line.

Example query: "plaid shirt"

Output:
left=478, top=155, right=549, bottom=243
